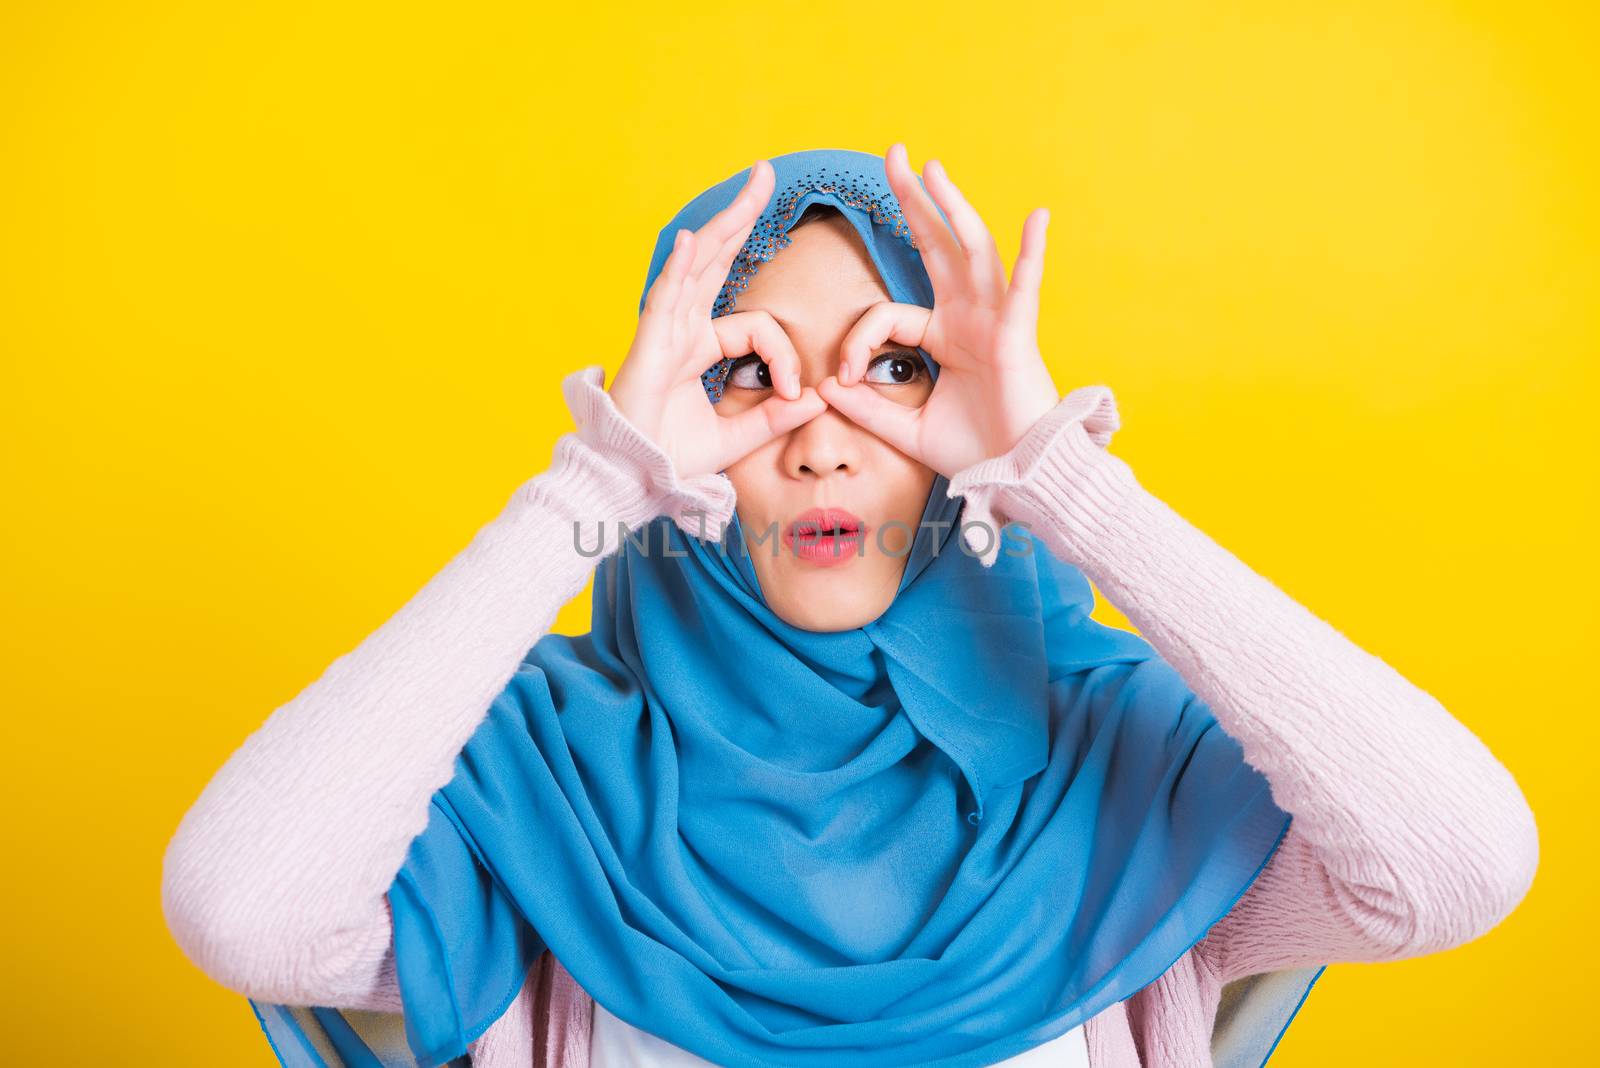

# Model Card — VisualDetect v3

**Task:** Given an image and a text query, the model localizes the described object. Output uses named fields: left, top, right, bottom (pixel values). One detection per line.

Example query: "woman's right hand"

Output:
left=609, top=159, right=827, bottom=480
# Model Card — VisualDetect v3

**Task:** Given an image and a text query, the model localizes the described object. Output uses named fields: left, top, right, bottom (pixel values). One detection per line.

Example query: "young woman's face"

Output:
left=716, top=214, right=936, bottom=632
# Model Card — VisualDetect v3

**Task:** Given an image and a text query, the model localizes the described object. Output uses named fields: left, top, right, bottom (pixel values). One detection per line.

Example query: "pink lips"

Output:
left=784, top=507, right=867, bottom=567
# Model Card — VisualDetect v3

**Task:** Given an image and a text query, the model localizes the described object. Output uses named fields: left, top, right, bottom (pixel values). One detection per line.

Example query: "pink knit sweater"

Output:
left=160, top=367, right=1539, bottom=1067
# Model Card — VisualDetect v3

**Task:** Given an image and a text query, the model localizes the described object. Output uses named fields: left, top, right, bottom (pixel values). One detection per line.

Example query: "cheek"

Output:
left=869, top=446, right=938, bottom=523
left=722, top=443, right=786, bottom=519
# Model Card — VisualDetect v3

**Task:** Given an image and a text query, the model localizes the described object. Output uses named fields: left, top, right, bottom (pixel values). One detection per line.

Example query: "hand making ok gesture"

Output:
left=817, top=143, right=1061, bottom=478
left=610, top=159, right=828, bottom=480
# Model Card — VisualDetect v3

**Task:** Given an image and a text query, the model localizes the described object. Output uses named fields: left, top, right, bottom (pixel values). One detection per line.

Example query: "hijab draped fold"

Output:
left=247, top=149, right=1305, bottom=1068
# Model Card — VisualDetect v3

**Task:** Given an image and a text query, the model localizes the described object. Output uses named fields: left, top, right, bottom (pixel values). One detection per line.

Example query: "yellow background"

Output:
left=2, top=2, right=1593, bottom=1064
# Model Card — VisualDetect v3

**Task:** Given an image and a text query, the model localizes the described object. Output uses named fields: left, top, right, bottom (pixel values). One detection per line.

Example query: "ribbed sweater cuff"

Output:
left=947, top=384, right=1138, bottom=566
left=507, top=367, right=737, bottom=552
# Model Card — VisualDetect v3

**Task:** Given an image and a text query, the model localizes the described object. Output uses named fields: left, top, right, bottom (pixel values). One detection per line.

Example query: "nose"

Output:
left=781, top=407, right=860, bottom=480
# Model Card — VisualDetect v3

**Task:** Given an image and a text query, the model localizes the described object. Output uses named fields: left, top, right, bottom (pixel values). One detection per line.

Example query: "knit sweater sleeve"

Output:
left=948, top=387, right=1540, bottom=984
left=159, top=366, right=735, bottom=1013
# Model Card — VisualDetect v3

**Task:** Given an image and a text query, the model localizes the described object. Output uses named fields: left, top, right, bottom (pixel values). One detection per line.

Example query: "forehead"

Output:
left=736, top=218, right=889, bottom=311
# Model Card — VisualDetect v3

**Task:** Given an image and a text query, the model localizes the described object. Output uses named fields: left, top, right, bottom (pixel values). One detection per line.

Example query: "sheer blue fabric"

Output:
left=247, top=149, right=1314, bottom=1068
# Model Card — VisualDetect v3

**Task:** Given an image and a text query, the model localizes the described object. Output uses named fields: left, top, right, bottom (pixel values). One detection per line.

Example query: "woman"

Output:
left=160, top=146, right=1538, bottom=1068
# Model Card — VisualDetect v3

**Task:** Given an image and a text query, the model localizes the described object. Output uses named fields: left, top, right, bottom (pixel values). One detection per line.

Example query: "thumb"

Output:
left=711, top=388, right=828, bottom=470
left=816, top=377, right=923, bottom=458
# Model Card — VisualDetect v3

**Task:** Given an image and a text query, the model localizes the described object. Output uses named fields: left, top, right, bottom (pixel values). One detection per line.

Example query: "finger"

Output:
left=837, top=301, right=932, bottom=386
left=714, top=388, right=828, bottom=465
left=689, top=160, right=774, bottom=282
left=643, top=228, right=696, bottom=318
left=816, top=375, right=923, bottom=457
left=1005, top=207, right=1050, bottom=328
left=921, top=158, right=1005, bottom=290
left=691, top=160, right=772, bottom=273
left=687, top=221, right=757, bottom=315
left=712, top=310, right=803, bottom=399
left=629, top=230, right=698, bottom=389
left=883, top=143, right=961, bottom=279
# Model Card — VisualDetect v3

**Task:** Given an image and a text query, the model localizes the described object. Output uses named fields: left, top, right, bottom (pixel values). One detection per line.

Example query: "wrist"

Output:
left=987, top=388, right=1062, bottom=466
left=987, top=350, right=1062, bottom=457
left=604, top=375, right=663, bottom=449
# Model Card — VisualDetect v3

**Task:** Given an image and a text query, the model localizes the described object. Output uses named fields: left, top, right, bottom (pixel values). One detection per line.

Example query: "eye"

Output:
left=861, top=351, right=927, bottom=386
left=725, top=354, right=773, bottom=390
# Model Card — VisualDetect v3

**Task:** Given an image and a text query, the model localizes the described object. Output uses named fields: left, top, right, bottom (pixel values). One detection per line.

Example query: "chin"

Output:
left=760, top=561, right=901, bottom=633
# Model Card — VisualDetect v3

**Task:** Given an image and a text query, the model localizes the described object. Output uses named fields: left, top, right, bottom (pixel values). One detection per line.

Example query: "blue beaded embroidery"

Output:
left=701, top=166, right=920, bottom=403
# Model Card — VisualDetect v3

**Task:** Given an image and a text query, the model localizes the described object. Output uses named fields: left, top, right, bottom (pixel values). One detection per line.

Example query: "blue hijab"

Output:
left=246, top=149, right=1313, bottom=1068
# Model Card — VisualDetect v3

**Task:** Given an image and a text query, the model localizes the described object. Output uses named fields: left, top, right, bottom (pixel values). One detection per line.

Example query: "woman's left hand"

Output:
left=816, top=143, right=1060, bottom=479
